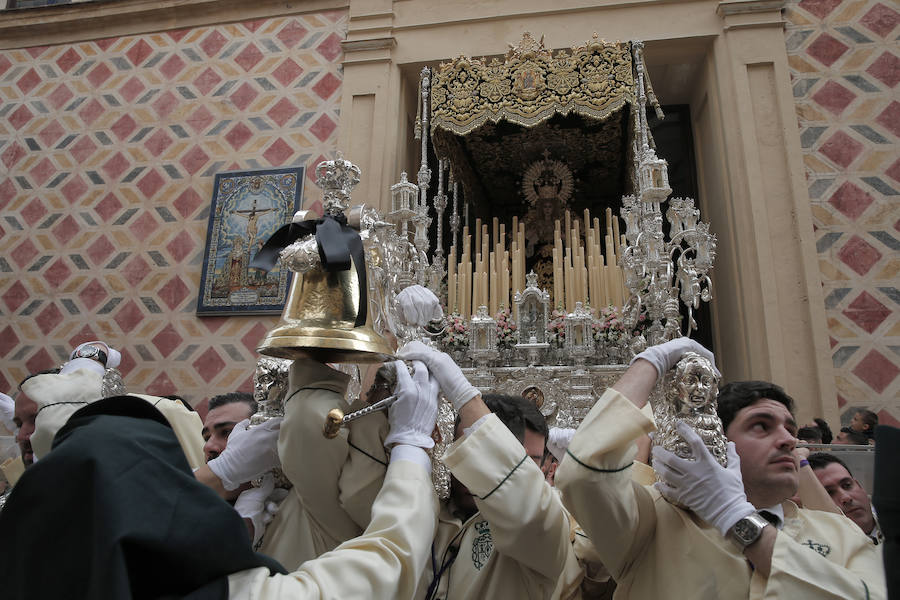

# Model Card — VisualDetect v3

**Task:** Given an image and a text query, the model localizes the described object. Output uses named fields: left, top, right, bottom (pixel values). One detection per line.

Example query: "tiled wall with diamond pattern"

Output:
left=785, top=0, right=899, bottom=426
left=0, top=12, right=346, bottom=405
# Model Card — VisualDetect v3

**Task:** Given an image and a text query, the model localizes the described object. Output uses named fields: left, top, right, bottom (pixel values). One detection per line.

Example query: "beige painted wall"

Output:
left=335, top=0, right=836, bottom=422
left=0, top=0, right=840, bottom=421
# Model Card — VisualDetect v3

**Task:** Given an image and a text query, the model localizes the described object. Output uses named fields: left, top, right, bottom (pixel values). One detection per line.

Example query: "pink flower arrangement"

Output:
left=548, top=309, right=567, bottom=348
left=632, top=312, right=650, bottom=337
left=593, top=305, right=627, bottom=345
left=441, top=313, right=469, bottom=351
left=495, top=307, right=518, bottom=349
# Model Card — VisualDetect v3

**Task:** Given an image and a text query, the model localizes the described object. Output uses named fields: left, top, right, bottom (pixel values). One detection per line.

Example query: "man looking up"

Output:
left=809, top=452, right=882, bottom=544
left=198, top=391, right=288, bottom=548
left=556, top=338, right=885, bottom=599
left=400, top=341, right=577, bottom=600
left=202, top=392, right=258, bottom=462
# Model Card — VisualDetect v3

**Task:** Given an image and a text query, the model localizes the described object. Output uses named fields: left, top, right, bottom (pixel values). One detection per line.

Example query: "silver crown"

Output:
left=315, top=152, right=361, bottom=216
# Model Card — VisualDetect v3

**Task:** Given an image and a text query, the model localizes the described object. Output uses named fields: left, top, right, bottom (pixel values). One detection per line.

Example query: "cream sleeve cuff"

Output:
left=390, top=444, right=431, bottom=473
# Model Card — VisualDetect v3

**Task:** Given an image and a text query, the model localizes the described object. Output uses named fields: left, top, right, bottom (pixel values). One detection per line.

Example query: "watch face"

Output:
left=734, top=520, right=756, bottom=541
left=76, top=346, right=99, bottom=359
left=732, top=514, right=766, bottom=546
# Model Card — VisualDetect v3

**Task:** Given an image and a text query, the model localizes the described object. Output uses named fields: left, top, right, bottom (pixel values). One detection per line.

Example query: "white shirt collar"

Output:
left=759, top=504, right=785, bottom=530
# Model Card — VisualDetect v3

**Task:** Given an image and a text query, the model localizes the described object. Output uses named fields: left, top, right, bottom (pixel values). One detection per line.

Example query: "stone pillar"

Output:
left=338, top=0, right=402, bottom=213
left=698, top=0, right=837, bottom=423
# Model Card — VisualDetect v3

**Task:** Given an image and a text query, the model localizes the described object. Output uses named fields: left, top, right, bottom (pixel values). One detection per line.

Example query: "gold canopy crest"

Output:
left=430, top=32, right=635, bottom=136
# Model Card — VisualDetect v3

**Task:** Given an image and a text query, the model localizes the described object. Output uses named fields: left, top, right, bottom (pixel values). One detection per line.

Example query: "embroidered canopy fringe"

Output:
left=430, top=33, right=636, bottom=137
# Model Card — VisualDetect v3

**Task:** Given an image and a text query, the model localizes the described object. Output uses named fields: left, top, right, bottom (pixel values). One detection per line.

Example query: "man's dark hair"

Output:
left=797, top=426, right=823, bottom=444
left=716, top=380, right=795, bottom=433
left=855, top=409, right=878, bottom=432
left=480, top=393, right=549, bottom=445
left=839, top=426, right=869, bottom=445
left=207, top=392, right=257, bottom=415
left=813, top=417, right=833, bottom=444
left=807, top=452, right=854, bottom=477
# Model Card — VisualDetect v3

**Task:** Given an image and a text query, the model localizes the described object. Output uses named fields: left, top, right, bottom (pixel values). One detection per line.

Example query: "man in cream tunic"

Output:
left=22, top=341, right=206, bottom=469
left=259, top=284, right=434, bottom=568
left=401, top=341, right=579, bottom=600
left=258, top=358, right=389, bottom=568
left=556, top=338, right=886, bottom=599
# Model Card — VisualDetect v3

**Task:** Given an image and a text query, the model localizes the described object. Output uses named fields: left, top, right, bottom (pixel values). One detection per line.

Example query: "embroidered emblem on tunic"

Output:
left=801, top=539, right=831, bottom=557
left=472, top=520, right=494, bottom=570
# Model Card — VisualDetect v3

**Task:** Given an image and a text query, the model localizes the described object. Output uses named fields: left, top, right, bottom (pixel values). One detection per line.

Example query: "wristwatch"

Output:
left=74, top=345, right=108, bottom=366
left=730, top=512, right=770, bottom=548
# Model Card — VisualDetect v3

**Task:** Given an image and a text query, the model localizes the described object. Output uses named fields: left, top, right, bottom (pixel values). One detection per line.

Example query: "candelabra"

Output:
left=619, top=41, right=716, bottom=351
left=431, top=159, right=448, bottom=291
left=449, top=174, right=460, bottom=253
left=415, top=66, right=433, bottom=287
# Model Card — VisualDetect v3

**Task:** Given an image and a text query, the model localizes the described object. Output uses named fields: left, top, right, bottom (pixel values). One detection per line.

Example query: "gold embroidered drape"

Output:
left=431, top=33, right=635, bottom=137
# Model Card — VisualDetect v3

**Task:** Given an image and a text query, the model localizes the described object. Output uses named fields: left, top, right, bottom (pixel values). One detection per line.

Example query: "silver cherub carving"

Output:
left=652, top=351, right=727, bottom=468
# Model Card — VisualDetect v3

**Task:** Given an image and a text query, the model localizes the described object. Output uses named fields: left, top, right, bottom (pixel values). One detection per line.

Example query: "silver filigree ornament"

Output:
left=101, top=368, right=127, bottom=398
left=250, top=356, right=293, bottom=490
left=619, top=43, right=716, bottom=353
left=430, top=397, right=455, bottom=500
left=651, top=351, right=727, bottom=469
left=251, top=356, right=292, bottom=425
left=316, top=151, right=360, bottom=217
left=280, top=234, right=321, bottom=273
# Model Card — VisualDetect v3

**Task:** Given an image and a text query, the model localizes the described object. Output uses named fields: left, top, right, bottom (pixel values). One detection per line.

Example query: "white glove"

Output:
left=652, top=422, right=756, bottom=537
left=384, top=360, right=440, bottom=449
left=397, top=341, right=478, bottom=412
left=234, top=473, right=276, bottom=546
left=396, top=285, right=443, bottom=326
left=208, top=418, right=282, bottom=491
left=0, top=392, right=14, bottom=433
left=547, top=427, right=576, bottom=462
left=630, top=337, right=719, bottom=380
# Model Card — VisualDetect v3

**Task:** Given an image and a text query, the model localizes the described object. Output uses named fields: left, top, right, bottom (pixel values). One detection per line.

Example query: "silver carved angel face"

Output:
left=674, top=356, right=718, bottom=413
left=252, top=357, right=290, bottom=421
left=652, top=351, right=727, bottom=469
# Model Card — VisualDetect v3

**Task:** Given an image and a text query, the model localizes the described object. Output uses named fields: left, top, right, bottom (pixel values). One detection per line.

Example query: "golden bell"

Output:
left=257, top=255, right=394, bottom=363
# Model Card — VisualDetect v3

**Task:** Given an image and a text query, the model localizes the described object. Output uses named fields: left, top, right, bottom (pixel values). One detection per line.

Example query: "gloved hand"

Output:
left=396, top=285, right=443, bottom=326
left=652, top=422, right=756, bottom=537
left=630, top=337, right=719, bottom=380
left=397, top=341, right=478, bottom=412
left=547, top=427, right=576, bottom=462
left=208, top=417, right=282, bottom=491
left=384, top=360, right=440, bottom=449
left=62, top=341, right=123, bottom=376
left=234, top=473, right=276, bottom=546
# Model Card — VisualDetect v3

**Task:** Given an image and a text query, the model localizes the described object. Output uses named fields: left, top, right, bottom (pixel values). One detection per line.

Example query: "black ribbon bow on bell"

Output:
left=250, top=213, right=368, bottom=327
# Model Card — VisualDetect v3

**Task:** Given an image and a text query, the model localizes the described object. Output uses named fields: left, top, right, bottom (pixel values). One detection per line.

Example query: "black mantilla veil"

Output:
left=0, top=396, right=286, bottom=600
